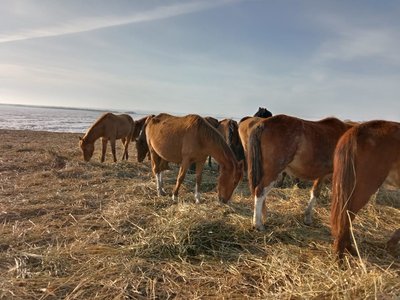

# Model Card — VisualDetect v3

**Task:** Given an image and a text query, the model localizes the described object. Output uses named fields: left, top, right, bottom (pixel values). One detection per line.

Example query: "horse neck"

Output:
left=84, top=122, right=104, bottom=143
left=203, top=133, right=236, bottom=170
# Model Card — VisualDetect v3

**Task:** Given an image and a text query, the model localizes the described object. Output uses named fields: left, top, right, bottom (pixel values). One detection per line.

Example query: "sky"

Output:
left=1, top=0, right=400, bottom=121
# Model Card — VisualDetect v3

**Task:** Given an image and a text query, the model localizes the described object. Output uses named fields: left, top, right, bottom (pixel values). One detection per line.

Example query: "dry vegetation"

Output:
left=0, top=129, right=399, bottom=299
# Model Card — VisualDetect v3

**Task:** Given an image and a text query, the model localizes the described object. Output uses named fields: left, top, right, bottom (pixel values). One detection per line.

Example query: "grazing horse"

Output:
left=140, top=113, right=243, bottom=203
left=248, top=114, right=353, bottom=230
left=217, top=119, right=244, bottom=162
left=79, top=113, right=135, bottom=162
left=204, top=116, right=220, bottom=168
left=331, top=120, right=400, bottom=259
left=253, top=107, right=273, bottom=118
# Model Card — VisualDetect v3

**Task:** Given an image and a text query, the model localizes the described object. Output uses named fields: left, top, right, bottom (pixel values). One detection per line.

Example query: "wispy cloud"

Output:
left=0, top=0, right=238, bottom=43
left=313, top=15, right=400, bottom=65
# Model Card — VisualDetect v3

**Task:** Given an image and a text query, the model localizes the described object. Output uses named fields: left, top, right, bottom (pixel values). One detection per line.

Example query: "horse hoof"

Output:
left=304, top=217, right=313, bottom=226
left=254, top=224, right=266, bottom=231
left=172, top=194, right=178, bottom=201
left=158, top=190, right=167, bottom=196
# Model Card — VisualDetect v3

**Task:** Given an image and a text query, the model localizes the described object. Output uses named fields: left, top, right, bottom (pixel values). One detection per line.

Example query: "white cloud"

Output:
left=0, top=0, right=239, bottom=43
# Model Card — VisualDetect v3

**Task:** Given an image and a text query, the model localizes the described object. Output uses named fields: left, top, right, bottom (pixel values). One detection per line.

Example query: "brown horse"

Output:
left=331, top=120, right=400, bottom=259
left=238, top=116, right=266, bottom=164
left=248, top=114, right=353, bottom=230
left=140, top=113, right=243, bottom=203
left=217, top=119, right=244, bottom=162
left=79, top=113, right=135, bottom=162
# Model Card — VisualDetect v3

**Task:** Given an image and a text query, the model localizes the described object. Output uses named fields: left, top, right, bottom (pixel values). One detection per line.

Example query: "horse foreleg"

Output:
left=172, top=160, right=190, bottom=201
left=150, top=151, right=167, bottom=196
left=304, top=177, right=324, bottom=225
left=110, top=138, right=117, bottom=162
left=121, top=138, right=128, bottom=160
left=194, top=160, right=206, bottom=204
left=253, top=182, right=275, bottom=231
left=101, top=138, right=108, bottom=163
left=387, top=228, right=400, bottom=254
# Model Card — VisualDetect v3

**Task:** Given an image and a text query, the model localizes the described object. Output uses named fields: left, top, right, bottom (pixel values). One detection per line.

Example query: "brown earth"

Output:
left=0, top=129, right=399, bottom=299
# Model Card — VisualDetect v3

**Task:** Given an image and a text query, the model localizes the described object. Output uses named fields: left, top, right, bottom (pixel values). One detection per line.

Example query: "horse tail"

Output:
left=330, top=128, right=358, bottom=243
left=248, top=122, right=265, bottom=195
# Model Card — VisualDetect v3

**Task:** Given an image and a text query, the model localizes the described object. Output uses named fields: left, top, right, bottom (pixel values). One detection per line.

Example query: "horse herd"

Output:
left=79, top=107, right=400, bottom=261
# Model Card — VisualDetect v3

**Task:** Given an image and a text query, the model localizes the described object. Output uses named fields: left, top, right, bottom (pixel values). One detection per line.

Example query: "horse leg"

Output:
left=121, top=137, right=128, bottom=160
left=253, top=181, right=275, bottom=231
left=194, top=159, right=206, bottom=204
left=387, top=228, right=400, bottom=254
left=101, top=138, right=108, bottom=163
left=110, top=138, right=117, bottom=162
left=172, top=159, right=190, bottom=201
left=304, top=177, right=324, bottom=225
left=150, top=151, right=167, bottom=196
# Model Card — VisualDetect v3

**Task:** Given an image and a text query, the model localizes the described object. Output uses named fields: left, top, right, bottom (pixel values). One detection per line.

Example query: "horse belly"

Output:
left=151, top=139, right=183, bottom=164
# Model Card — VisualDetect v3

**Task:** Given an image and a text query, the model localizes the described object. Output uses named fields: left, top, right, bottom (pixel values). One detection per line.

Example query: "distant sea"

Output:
left=0, top=104, right=148, bottom=133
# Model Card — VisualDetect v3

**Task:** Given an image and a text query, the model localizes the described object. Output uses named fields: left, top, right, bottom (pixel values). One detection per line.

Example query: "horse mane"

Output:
left=330, top=126, right=358, bottom=240
left=82, top=112, right=112, bottom=141
left=191, top=115, right=236, bottom=161
left=247, top=121, right=265, bottom=194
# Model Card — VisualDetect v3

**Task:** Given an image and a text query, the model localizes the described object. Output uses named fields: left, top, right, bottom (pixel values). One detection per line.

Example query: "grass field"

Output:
left=0, top=129, right=399, bottom=299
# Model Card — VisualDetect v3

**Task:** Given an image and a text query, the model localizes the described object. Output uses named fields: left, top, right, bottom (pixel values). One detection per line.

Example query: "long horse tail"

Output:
left=330, top=128, right=358, bottom=243
left=248, top=122, right=265, bottom=195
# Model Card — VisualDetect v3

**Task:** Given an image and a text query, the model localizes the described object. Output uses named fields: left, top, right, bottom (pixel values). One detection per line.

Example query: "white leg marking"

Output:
left=304, top=190, right=317, bottom=225
left=194, top=183, right=201, bottom=204
left=156, top=172, right=166, bottom=196
left=253, top=183, right=274, bottom=231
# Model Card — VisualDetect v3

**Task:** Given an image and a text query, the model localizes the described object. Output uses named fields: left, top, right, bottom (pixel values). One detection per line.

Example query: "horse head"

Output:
left=79, top=136, right=94, bottom=162
left=254, top=107, right=273, bottom=118
left=217, top=160, right=244, bottom=203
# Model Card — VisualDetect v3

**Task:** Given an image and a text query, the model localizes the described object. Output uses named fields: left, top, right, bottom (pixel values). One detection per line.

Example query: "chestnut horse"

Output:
left=140, top=113, right=243, bottom=203
left=217, top=119, right=244, bottom=162
left=79, top=113, right=135, bottom=162
left=238, top=116, right=266, bottom=164
left=331, top=120, right=400, bottom=259
left=248, top=114, right=353, bottom=230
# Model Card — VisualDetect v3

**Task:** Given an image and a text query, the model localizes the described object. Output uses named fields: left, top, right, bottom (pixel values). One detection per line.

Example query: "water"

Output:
left=0, top=104, right=148, bottom=133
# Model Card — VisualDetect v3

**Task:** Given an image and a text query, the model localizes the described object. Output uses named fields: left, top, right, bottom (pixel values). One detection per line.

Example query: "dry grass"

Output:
left=0, top=129, right=399, bottom=299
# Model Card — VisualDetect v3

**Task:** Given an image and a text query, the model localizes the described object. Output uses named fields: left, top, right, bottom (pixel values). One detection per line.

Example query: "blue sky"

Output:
left=1, top=0, right=400, bottom=121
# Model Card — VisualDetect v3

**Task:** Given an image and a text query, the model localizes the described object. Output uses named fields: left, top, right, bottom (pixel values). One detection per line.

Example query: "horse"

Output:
left=253, top=107, right=273, bottom=118
left=248, top=114, right=353, bottom=230
left=238, top=116, right=266, bottom=164
left=331, top=120, right=400, bottom=259
left=204, top=116, right=220, bottom=168
left=135, top=115, right=155, bottom=163
left=139, top=113, right=243, bottom=203
left=217, top=119, right=245, bottom=162
left=79, top=113, right=135, bottom=162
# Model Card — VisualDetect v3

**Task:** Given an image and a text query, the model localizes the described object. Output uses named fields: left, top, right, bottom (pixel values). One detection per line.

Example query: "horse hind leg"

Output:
left=172, top=159, right=191, bottom=201
left=304, top=177, right=324, bottom=225
left=253, top=181, right=275, bottom=231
